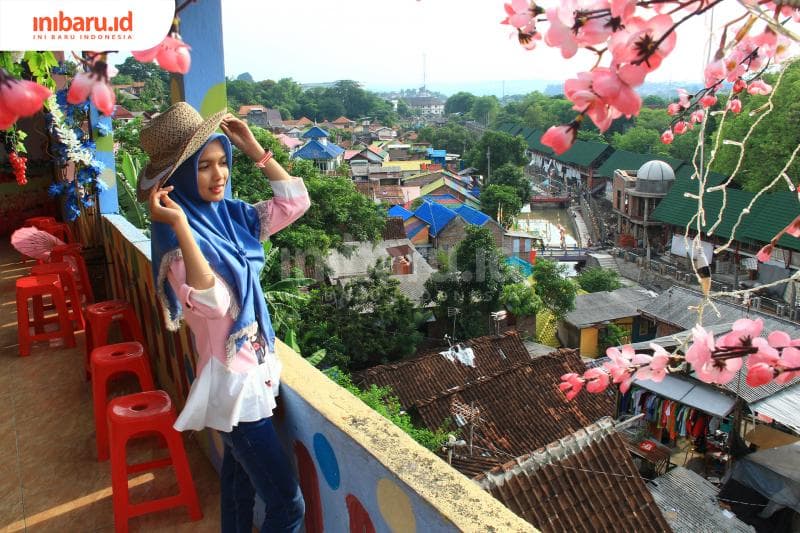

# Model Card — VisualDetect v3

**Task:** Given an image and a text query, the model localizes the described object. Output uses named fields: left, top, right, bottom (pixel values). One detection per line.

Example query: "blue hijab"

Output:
left=151, top=133, right=275, bottom=361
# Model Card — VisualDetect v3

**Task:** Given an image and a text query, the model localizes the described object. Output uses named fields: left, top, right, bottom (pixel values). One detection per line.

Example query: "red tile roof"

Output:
left=354, top=332, right=535, bottom=409
left=237, top=104, right=267, bottom=116
left=475, top=418, right=672, bottom=533
left=411, top=352, right=615, bottom=460
left=332, top=116, right=354, bottom=124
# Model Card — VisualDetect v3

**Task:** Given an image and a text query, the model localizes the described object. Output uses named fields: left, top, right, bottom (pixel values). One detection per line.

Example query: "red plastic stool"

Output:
left=40, top=221, right=75, bottom=244
left=107, top=390, right=202, bottom=531
left=51, top=243, right=94, bottom=304
left=30, top=262, right=85, bottom=331
left=91, top=342, right=155, bottom=461
left=15, top=274, right=77, bottom=357
left=24, top=216, right=57, bottom=229
left=84, top=300, right=145, bottom=377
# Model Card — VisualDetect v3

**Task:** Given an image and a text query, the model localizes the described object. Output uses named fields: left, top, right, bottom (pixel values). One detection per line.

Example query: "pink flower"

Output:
left=673, top=121, right=689, bottom=135
left=666, top=103, right=682, bottom=116
left=132, top=35, right=192, bottom=74
left=610, top=0, right=637, bottom=22
left=634, top=344, right=671, bottom=382
left=592, top=67, right=642, bottom=117
left=690, top=109, right=705, bottom=124
left=502, top=0, right=535, bottom=29
left=604, top=344, right=636, bottom=392
left=784, top=215, right=800, bottom=238
left=704, top=60, right=726, bottom=87
left=756, top=244, right=773, bottom=262
left=661, top=129, right=674, bottom=144
left=686, top=324, right=714, bottom=368
left=67, top=59, right=115, bottom=116
left=676, top=88, right=691, bottom=108
left=583, top=367, right=610, bottom=393
left=610, top=14, right=677, bottom=70
left=732, top=78, right=747, bottom=93
left=776, top=346, right=800, bottom=384
left=726, top=98, right=742, bottom=114
left=696, top=356, right=743, bottom=384
left=541, top=125, right=576, bottom=155
left=0, top=73, right=52, bottom=130
left=544, top=7, right=579, bottom=59
left=700, top=94, right=717, bottom=108
left=748, top=80, right=772, bottom=96
left=717, top=318, right=763, bottom=349
left=746, top=363, right=775, bottom=387
left=559, top=372, right=584, bottom=401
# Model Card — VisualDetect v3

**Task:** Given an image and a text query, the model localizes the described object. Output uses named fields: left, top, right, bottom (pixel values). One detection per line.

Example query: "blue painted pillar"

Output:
left=90, top=54, right=118, bottom=214
left=172, top=0, right=228, bottom=117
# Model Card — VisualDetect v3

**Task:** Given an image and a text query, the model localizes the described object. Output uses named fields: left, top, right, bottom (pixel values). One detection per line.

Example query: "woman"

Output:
left=139, top=102, right=309, bottom=532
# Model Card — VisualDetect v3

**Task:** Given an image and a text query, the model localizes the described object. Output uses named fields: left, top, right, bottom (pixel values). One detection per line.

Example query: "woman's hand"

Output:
left=221, top=114, right=264, bottom=162
left=149, top=186, right=188, bottom=229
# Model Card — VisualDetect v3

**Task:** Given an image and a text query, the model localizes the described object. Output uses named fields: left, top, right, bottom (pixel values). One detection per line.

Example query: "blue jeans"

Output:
left=219, top=418, right=305, bottom=533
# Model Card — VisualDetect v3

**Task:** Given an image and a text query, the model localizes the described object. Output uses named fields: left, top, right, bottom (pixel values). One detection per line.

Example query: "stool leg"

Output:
left=32, top=295, right=44, bottom=334
left=62, top=274, right=84, bottom=331
left=92, top=366, right=110, bottom=462
left=53, top=290, right=76, bottom=349
left=109, top=424, right=131, bottom=533
left=16, top=292, right=31, bottom=357
left=165, top=429, right=203, bottom=521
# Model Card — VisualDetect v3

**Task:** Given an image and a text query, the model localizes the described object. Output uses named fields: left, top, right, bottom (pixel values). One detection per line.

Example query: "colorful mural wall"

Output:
left=100, top=214, right=531, bottom=532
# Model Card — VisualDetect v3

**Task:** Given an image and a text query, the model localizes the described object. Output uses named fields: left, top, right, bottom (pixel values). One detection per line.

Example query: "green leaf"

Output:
left=304, top=348, right=326, bottom=367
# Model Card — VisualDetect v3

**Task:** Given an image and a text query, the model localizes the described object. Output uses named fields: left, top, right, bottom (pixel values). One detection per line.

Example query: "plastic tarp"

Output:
left=635, top=374, right=736, bottom=418
left=730, top=442, right=800, bottom=515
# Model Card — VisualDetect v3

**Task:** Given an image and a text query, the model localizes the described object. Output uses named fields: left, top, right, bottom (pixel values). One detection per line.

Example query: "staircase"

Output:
left=590, top=253, right=621, bottom=275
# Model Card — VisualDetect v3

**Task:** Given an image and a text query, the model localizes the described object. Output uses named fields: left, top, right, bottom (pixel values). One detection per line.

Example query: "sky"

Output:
left=220, top=0, right=743, bottom=92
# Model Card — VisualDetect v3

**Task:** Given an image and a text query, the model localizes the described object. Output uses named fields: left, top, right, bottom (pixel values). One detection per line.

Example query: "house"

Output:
left=282, top=116, right=313, bottom=129
left=476, top=418, right=672, bottom=533
left=111, top=81, right=145, bottom=96
left=275, top=133, right=303, bottom=154
left=291, top=125, right=345, bottom=173
left=426, top=148, right=447, bottom=166
left=595, top=149, right=687, bottom=199
left=330, top=115, right=355, bottom=132
left=372, top=126, right=397, bottom=141
left=503, top=230, right=544, bottom=259
left=386, top=143, right=411, bottom=161
left=402, top=96, right=445, bottom=116
left=651, top=173, right=800, bottom=304
left=418, top=175, right=480, bottom=209
left=558, top=287, right=658, bottom=357
left=355, top=182, right=406, bottom=205
left=238, top=105, right=282, bottom=129
left=325, top=238, right=435, bottom=307
left=388, top=205, right=430, bottom=247
left=611, top=159, right=685, bottom=250
left=111, top=105, right=136, bottom=122
left=439, top=204, right=504, bottom=251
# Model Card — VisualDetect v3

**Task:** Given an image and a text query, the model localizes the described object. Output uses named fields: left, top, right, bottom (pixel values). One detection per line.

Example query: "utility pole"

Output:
left=486, top=145, right=491, bottom=184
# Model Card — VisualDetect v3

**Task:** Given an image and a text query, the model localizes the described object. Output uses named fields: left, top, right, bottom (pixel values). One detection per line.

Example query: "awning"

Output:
left=634, top=374, right=736, bottom=418
left=749, top=384, right=800, bottom=434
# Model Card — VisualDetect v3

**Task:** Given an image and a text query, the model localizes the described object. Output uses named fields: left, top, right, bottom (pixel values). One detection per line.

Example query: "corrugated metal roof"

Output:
left=413, top=201, right=457, bottom=237
left=749, top=384, right=800, bottom=434
left=302, top=125, right=329, bottom=138
left=454, top=204, right=491, bottom=226
left=554, top=140, right=612, bottom=167
left=387, top=205, right=413, bottom=221
left=633, top=373, right=736, bottom=417
left=292, top=139, right=344, bottom=160
left=648, top=467, right=755, bottom=533
left=565, top=287, right=657, bottom=327
left=594, top=150, right=686, bottom=179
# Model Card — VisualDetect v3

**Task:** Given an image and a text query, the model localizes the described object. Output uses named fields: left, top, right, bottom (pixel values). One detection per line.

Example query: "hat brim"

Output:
left=136, top=109, right=228, bottom=202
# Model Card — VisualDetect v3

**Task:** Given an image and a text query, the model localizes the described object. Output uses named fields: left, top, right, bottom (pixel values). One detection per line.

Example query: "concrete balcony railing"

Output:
left=100, top=214, right=533, bottom=532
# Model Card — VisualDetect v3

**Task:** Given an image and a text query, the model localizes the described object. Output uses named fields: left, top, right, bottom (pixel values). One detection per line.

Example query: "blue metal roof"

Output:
left=388, top=205, right=413, bottom=221
left=303, top=126, right=329, bottom=139
left=426, top=148, right=447, bottom=158
left=413, top=200, right=457, bottom=237
left=292, top=139, right=344, bottom=160
left=506, top=256, right=533, bottom=277
left=455, top=204, right=491, bottom=226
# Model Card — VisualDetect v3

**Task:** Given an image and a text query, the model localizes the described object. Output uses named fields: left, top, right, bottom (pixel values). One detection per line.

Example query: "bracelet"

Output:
left=255, top=150, right=273, bottom=169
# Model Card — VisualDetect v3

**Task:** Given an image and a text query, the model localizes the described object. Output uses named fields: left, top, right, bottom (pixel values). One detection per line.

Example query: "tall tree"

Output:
left=445, top=91, right=476, bottom=115
left=489, top=163, right=531, bottom=203
left=531, top=259, right=577, bottom=319
left=467, top=130, right=527, bottom=177
left=470, top=95, right=500, bottom=125
left=480, top=184, right=522, bottom=228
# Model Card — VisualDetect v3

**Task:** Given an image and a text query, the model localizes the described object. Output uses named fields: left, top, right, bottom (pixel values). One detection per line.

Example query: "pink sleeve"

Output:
left=166, top=257, right=231, bottom=319
left=252, top=177, right=311, bottom=240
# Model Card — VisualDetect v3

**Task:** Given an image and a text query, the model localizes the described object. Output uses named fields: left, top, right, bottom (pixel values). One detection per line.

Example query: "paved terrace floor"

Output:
left=0, top=243, right=220, bottom=532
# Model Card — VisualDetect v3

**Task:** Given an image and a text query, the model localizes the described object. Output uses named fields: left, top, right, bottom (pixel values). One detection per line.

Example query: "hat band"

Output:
left=139, top=166, right=173, bottom=192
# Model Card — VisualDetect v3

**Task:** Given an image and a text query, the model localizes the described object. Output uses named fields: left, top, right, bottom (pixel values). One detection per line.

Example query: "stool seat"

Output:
left=30, top=262, right=84, bottom=331
left=24, top=216, right=56, bottom=229
left=85, top=300, right=145, bottom=379
left=15, top=274, right=76, bottom=357
left=91, top=342, right=155, bottom=461
left=108, top=390, right=202, bottom=531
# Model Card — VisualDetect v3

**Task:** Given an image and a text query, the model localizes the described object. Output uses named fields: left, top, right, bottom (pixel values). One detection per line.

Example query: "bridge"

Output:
left=509, top=246, right=590, bottom=266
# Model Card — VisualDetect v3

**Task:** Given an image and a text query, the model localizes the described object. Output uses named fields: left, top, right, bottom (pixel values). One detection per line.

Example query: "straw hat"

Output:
left=136, top=102, right=227, bottom=201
